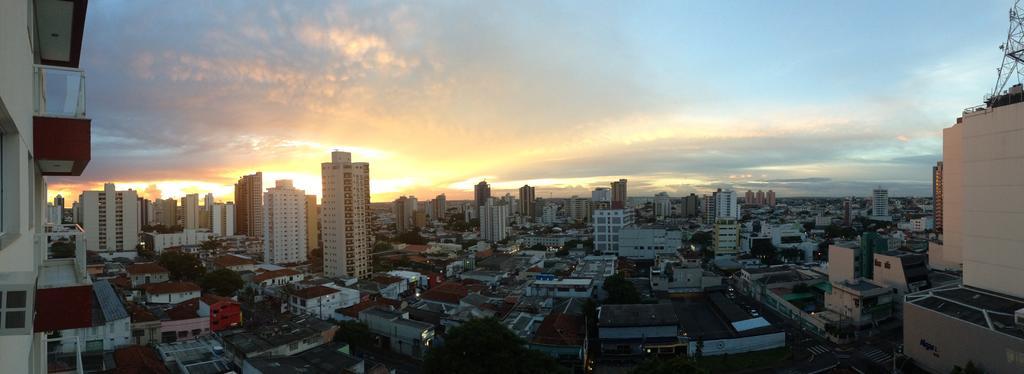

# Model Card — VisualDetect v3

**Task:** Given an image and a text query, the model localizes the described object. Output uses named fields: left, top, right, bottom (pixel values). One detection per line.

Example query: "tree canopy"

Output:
left=603, top=273, right=642, bottom=304
left=334, top=320, right=373, bottom=347
left=158, top=251, right=206, bottom=281
left=423, top=318, right=566, bottom=374
left=200, top=269, right=244, bottom=296
left=396, top=229, right=429, bottom=245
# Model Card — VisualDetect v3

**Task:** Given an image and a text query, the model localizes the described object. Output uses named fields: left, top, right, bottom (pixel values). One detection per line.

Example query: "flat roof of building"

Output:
left=907, top=284, right=1024, bottom=340
left=598, top=303, right=677, bottom=327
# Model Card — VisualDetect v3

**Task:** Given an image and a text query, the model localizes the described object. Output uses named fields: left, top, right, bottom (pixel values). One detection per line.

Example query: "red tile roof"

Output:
left=420, top=282, right=468, bottom=305
left=532, top=313, right=584, bottom=346
left=143, top=281, right=200, bottom=295
left=126, top=262, right=168, bottom=275
left=165, top=298, right=199, bottom=320
left=126, top=303, right=159, bottom=323
left=200, top=293, right=236, bottom=306
left=114, top=345, right=169, bottom=374
left=110, top=275, right=132, bottom=289
left=252, top=268, right=302, bottom=283
left=339, top=298, right=404, bottom=318
left=213, top=254, right=257, bottom=268
left=403, top=244, right=429, bottom=253
left=291, top=285, right=340, bottom=299
left=475, top=249, right=494, bottom=259
left=371, top=274, right=404, bottom=285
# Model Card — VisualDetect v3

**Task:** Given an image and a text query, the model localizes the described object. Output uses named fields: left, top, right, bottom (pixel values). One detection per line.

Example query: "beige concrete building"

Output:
left=80, top=183, right=140, bottom=253
left=305, top=195, right=318, bottom=257
left=263, top=180, right=308, bottom=265
left=713, top=218, right=739, bottom=258
left=321, top=151, right=372, bottom=278
left=824, top=278, right=894, bottom=328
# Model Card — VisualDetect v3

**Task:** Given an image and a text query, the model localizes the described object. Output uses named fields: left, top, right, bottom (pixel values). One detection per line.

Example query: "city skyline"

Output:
left=45, top=1, right=1007, bottom=203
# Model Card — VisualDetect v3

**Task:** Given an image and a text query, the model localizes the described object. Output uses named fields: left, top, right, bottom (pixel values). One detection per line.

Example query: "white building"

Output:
left=80, top=183, right=141, bottom=253
left=593, top=209, right=635, bottom=255
left=321, top=151, right=372, bottom=278
left=617, top=226, right=683, bottom=260
left=654, top=192, right=672, bottom=218
left=53, top=281, right=131, bottom=354
left=871, top=187, right=889, bottom=220
left=525, top=278, right=594, bottom=298
left=540, top=203, right=559, bottom=225
left=479, top=199, right=510, bottom=243
left=142, top=229, right=214, bottom=254
left=143, top=282, right=202, bottom=304
left=211, top=202, right=235, bottom=237
left=592, top=187, right=612, bottom=203
left=567, top=196, right=591, bottom=223
left=714, top=189, right=739, bottom=220
left=288, top=285, right=359, bottom=320
left=263, top=180, right=308, bottom=265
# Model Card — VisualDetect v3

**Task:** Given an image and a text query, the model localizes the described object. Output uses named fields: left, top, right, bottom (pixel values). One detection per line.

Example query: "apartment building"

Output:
left=321, top=151, right=372, bottom=278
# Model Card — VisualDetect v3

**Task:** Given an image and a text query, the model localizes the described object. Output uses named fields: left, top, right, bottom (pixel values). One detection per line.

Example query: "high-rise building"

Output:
left=702, top=194, right=715, bottom=224
left=654, top=192, right=671, bottom=217
left=393, top=196, right=412, bottom=233
left=433, top=193, right=447, bottom=220
left=713, top=218, right=740, bottom=258
left=744, top=190, right=755, bottom=205
left=263, top=180, right=308, bottom=265
left=182, top=193, right=199, bottom=229
left=54, top=195, right=66, bottom=224
left=541, top=203, right=559, bottom=225
left=474, top=180, right=491, bottom=207
left=518, top=185, right=536, bottom=216
left=714, top=189, right=739, bottom=220
left=567, top=195, right=592, bottom=223
left=681, top=193, right=700, bottom=217
left=235, top=172, right=264, bottom=237
left=0, top=3, right=96, bottom=368
left=755, top=190, right=766, bottom=205
left=871, top=187, right=889, bottom=220
left=593, top=209, right=635, bottom=254
left=611, top=179, right=628, bottom=209
left=211, top=203, right=235, bottom=237
left=81, top=183, right=141, bottom=252
left=137, top=197, right=150, bottom=228
left=321, top=151, right=372, bottom=278
left=203, top=193, right=215, bottom=208
left=592, top=187, right=612, bottom=203
left=154, top=198, right=178, bottom=227
left=933, top=161, right=943, bottom=232
left=766, top=190, right=776, bottom=207
left=305, top=195, right=319, bottom=256
left=842, top=198, right=852, bottom=226
left=903, top=84, right=1024, bottom=374
left=478, top=198, right=509, bottom=243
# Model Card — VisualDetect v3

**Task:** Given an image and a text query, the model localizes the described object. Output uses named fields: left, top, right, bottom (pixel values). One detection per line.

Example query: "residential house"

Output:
left=212, top=254, right=257, bottom=272
left=198, top=294, right=242, bottom=332
left=288, top=286, right=360, bottom=320
left=126, top=263, right=170, bottom=287
left=359, top=307, right=435, bottom=359
left=143, top=282, right=201, bottom=304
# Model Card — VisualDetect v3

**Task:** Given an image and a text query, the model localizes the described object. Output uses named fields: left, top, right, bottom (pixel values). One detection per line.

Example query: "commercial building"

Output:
left=263, top=180, right=308, bottom=265
left=611, top=179, right=628, bottom=208
left=823, top=278, right=894, bottom=328
left=234, top=172, right=263, bottom=238
left=519, top=185, right=536, bottom=216
left=713, top=218, right=740, bottom=258
left=80, top=183, right=141, bottom=253
left=479, top=199, right=510, bottom=243
left=933, top=161, right=943, bottom=232
left=598, top=303, right=680, bottom=356
left=617, top=225, right=683, bottom=260
left=871, top=187, right=889, bottom=221
left=321, top=151, right=372, bottom=278
left=593, top=209, right=635, bottom=255
left=525, top=277, right=595, bottom=299
left=359, top=307, right=435, bottom=359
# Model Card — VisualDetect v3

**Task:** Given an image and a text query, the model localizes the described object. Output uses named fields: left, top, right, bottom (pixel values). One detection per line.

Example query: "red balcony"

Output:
left=33, top=65, right=91, bottom=176
left=34, top=224, right=92, bottom=332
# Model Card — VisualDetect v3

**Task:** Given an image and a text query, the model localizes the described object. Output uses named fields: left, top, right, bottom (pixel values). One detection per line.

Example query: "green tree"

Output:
left=334, top=320, right=373, bottom=347
left=631, top=356, right=705, bottom=374
left=603, top=274, right=642, bottom=304
left=751, top=240, right=777, bottom=263
left=50, top=240, right=76, bottom=259
left=423, top=318, right=566, bottom=374
left=158, top=251, right=206, bottom=281
left=200, top=269, right=244, bottom=296
left=396, top=229, right=429, bottom=245
left=689, top=231, right=713, bottom=248
left=373, top=241, right=395, bottom=253
left=200, top=239, right=221, bottom=252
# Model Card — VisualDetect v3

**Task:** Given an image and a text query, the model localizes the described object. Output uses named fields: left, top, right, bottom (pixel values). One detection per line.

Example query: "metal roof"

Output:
left=93, top=280, right=128, bottom=322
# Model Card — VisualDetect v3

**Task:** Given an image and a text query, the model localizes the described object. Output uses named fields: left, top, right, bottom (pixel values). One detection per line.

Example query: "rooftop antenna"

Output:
left=991, top=0, right=1024, bottom=101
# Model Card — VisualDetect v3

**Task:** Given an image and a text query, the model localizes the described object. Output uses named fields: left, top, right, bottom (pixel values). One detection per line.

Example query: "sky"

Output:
left=46, top=0, right=1012, bottom=203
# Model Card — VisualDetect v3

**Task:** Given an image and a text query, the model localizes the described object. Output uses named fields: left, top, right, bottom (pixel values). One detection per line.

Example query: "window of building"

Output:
left=0, top=290, right=27, bottom=331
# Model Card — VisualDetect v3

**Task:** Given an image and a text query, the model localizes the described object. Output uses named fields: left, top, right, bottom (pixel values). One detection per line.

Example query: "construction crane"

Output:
left=991, top=0, right=1024, bottom=101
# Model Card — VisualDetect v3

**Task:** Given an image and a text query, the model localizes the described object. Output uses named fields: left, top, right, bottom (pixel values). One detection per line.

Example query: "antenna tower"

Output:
left=991, top=0, right=1024, bottom=100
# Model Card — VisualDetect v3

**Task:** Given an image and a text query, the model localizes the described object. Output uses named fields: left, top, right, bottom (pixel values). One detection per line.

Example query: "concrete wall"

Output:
left=687, top=332, right=786, bottom=356
left=904, top=302, right=1024, bottom=374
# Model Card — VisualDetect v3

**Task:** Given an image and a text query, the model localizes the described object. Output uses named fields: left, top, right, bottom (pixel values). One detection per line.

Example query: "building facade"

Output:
left=593, top=209, right=635, bottom=255
left=263, top=180, right=308, bottom=265
left=321, top=151, right=372, bottom=278
left=234, top=172, right=263, bottom=238
left=80, top=183, right=140, bottom=252
left=479, top=199, right=510, bottom=243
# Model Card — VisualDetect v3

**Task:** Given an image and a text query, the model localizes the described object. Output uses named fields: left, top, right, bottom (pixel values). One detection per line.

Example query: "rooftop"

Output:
left=126, top=262, right=168, bottom=275
left=244, top=343, right=362, bottom=373
left=221, top=317, right=336, bottom=355
left=143, top=281, right=200, bottom=294
left=252, top=268, right=302, bottom=283
left=213, top=254, right=257, bottom=268
left=291, top=285, right=341, bottom=299
left=907, top=284, right=1024, bottom=340
left=598, top=303, right=677, bottom=327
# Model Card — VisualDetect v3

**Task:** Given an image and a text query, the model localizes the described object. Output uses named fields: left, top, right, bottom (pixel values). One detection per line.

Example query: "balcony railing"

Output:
left=33, top=65, right=86, bottom=119
left=39, top=224, right=88, bottom=285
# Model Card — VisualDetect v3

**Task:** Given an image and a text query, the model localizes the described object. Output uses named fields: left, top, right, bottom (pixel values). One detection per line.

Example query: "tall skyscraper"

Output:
left=755, top=190, right=766, bottom=205
left=263, top=180, right=308, bottom=265
left=154, top=198, right=178, bottom=227
left=744, top=190, right=754, bottom=204
left=203, top=193, right=215, bottom=208
left=702, top=194, right=716, bottom=224
left=235, top=172, right=264, bottom=238
left=393, top=196, right=412, bottom=233
left=567, top=195, right=592, bottom=223
left=766, top=190, right=776, bottom=207
left=871, top=187, right=889, bottom=220
left=474, top=180, right=491, bottom=207
left=80, top=183, right=141, bottom=252
left=682, top=193, right=700, bottom=217
left=211, top=203, right=235, bottom=236
left=714, top=189, right=739, bottom=219
left=654, top=192, right=671, bottom=217
left=611, top=179, right=628, bottom=209
left=182, top=193, right=199, bottom=229
left=479, top=198, right=510, bottom=243
left=137, top=197, right=150, bottom=229
left=53, top=194, right=65, bottom=224
left=305, top=195, right=319, bottom=256
left=321, top=151, right=371, bottom=278
left=432, top=193, right=447, bottom=220
left=518, top=185, right=536, bottom=216
left=842, top=198, right=852, bottom=226
left=933, top=161, right=943, bottom=232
